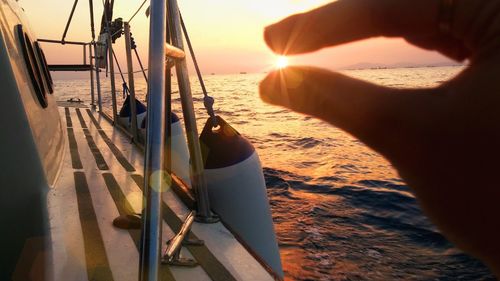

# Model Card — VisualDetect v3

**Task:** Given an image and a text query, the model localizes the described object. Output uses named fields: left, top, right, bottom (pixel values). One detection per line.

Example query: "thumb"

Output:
left=259, top=67, right=445, bottom=161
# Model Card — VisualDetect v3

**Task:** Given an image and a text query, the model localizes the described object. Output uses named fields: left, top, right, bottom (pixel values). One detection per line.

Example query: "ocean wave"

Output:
left=263, top=167, right=494, bottom=280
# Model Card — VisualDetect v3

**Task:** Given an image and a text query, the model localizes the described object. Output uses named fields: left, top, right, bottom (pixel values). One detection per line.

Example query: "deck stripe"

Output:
left=64, top=107, right=73, bottom=127
left=64, top=108, right=83, bottom=169
left=85, top=109, right=136, bottom=172
left=74, top=172, right=115, bottom=281
left=130, top=174, right=237, bottom=281
left=74, top=108, right=109, bottom=170
left=101, top=173, right=176, bottom=281
left=75, top=108, right=88, bottom=129
left=67, top=128, right=83, bottom=169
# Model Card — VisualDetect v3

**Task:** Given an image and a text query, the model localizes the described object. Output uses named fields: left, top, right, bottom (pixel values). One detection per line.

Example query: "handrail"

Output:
left=167, top=0, right=216, bottom=222
left=139, top=0, right=167, bottom=280
left=38, top=39, right=89, bottom=45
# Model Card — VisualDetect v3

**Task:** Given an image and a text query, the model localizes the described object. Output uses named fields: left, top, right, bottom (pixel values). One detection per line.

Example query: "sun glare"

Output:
left=275, top=56, right=289, bottom=69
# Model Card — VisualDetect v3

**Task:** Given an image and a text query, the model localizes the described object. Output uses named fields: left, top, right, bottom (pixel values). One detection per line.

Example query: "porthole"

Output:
left=34, top=42, right=54, bottom=94
left=16, top=25, right=48, bottom=108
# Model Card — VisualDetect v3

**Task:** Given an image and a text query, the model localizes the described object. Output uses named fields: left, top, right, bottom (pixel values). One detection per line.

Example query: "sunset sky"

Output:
left=19, top=0, right=454, bottom=75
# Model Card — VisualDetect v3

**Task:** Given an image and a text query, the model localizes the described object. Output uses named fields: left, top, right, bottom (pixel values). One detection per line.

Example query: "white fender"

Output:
left=139, top=113, right=191, bottom=186
left=117, top=95, right=147, bottom=130
left=200, top=116, right=284, bottom=279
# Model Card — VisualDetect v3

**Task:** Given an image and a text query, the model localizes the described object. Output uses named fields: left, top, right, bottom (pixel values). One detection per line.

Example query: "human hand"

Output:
left=260, top=0, right=500, bottom=276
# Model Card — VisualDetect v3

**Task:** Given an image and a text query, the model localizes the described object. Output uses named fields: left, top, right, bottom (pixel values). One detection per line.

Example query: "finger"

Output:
left=405, top=35, right=471, bottom=61
left=259, top=67, right=445, bottom=159
left=264, top=0, right=440, bottom=55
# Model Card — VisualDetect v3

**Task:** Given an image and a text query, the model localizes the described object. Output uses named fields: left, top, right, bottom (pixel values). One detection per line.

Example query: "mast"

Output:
left=124, top=22, right=139, bottom=141
left=101, top=0, right=118, bottom=120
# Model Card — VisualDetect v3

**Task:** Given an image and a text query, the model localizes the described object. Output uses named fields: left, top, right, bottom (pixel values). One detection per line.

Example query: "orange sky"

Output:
left=19, top=0, right=453, bottom=75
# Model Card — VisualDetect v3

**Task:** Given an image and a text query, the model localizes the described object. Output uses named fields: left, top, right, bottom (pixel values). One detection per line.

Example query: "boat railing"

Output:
left=37, top=39, right=97, bottom=108
left=41, top=0, right=219, bottom=278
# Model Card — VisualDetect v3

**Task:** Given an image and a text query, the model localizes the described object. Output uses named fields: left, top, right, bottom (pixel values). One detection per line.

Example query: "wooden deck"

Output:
left=49, top=106, right=275, bottom=281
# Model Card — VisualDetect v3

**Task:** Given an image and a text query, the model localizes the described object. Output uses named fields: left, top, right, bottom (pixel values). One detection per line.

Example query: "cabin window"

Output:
left=16, top=25, right=48, bottom=108
left=34, top=42, right=54, bottom=94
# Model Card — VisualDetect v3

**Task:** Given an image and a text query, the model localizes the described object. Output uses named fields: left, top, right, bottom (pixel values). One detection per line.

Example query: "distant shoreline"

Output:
left=52, top=64, right=465, bottom=80
left=340, top=62, right=466, bottom=71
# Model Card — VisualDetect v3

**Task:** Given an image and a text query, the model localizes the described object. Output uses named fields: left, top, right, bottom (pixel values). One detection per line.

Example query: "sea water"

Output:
left=54, top=66, right=495, bottom=280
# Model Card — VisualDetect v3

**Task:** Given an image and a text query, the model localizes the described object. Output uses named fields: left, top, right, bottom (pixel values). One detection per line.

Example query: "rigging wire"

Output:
left=62, top=0, right=80, bottom=43
left=111, top=49, right=131, bottom=99
left=129, top=0, right=149, bottom=23
left=126, top=25, right=149, bottom=83
left=88, top=0, right=96, bottom=40
left=134, top=48, right=148, bottom=82
left=179, top=12, right=218, bottom=127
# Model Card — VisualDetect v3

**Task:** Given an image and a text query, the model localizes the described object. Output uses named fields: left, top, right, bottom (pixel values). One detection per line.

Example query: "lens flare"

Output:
left=275, top=56, right=289, bottom=69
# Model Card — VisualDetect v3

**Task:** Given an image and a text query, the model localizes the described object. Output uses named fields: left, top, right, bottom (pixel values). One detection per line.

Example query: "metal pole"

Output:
left=89, top=44, right=95, bottom=108
left=167, top=0, right=215, bottom=222
left=83, top=44, right=86, bottom=64
left=106, top=25, right=118, bottom=121
left=165, top=17, right=172, bottom=174
left=88, top=0, right=96, bottom=40
left=61, top=0, right=79, bottom=43
left=139, top=0, right=166, bottom=279
left=124, top=22, right=139, bottom=141
left=94, top=42, right=103, bottom=112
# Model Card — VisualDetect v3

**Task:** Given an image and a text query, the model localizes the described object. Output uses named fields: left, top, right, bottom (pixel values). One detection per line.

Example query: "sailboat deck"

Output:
left=49, top=105, right=274, bottom=281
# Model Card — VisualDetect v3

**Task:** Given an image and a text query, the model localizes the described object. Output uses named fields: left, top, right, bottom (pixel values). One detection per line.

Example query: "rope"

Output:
left=129, top=0, right=149, bottom=23
left=111, top=49, right=132, bottom=100
left=122, top=81, right=130, bottom=99
left=179, top=12, right=218, bottom=127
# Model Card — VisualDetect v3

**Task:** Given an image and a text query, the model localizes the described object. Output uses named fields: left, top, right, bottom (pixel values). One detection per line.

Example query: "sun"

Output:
left=275, top=56, right=289, bottom=69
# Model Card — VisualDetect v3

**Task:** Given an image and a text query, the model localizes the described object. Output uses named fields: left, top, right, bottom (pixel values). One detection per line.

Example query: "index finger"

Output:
left=264, top=0, right=441, bottom=55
